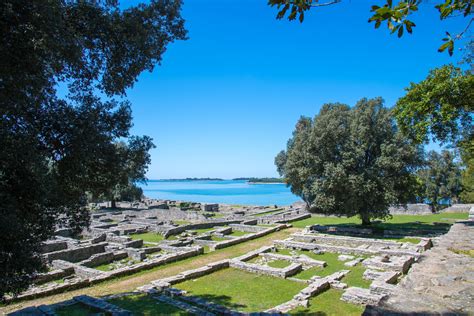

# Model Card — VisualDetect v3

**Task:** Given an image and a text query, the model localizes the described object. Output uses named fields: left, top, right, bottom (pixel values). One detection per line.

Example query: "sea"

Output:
left=140, top=180, right=301, bottom=206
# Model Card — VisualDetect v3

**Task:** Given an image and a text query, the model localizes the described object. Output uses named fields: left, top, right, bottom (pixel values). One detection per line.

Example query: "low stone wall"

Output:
left=275, top=239, right=420, bottom=258
left=161, top=220, right=242, bottom=238
left=79, top=252, right=115, bottom=268
left=44, top=242, right=107, bottom=263
left=212, top=224, right=287, bottom=250
left=40, top=240, right=68, bottom=254
left=389, top=204, right=432, bottom=215
left=441, top=204, right=474, bottom=213
left=229, top=259, right=302, bottom=278
left=259, top=252, right=326, bottom=268
left=33, top=268, right=75, bottom=285
left=228, top=224, right=266, bottom=233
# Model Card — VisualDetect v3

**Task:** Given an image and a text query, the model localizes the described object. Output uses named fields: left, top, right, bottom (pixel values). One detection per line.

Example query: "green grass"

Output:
left=175, top=268, right=305, bottom=312
left=107, top=294, right=187, bottom=316
left=449, top=248, right=474, bottom=258
left=229, top=230, right=251, bottom=237
left=279, top=249, right=368, bottom=286
left=289, top=289, right=364, bottom=316
left=292, top=212, right=468, bottom=229
left=55, top=303, right=104, bottom=316
left=267, top=259, right=291, bottom=269
left=173, top=220, right=190, bottom=225
left=211, top=236, right=227, bottom=242
left=191, top=228, right=215, bottom=234
left=130, top=232, right=163, bottom=243
left=290, top=212, right=468, bottom=239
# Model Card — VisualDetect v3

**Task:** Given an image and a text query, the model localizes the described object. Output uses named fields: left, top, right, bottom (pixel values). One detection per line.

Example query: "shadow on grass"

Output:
left=107, top=293, right=188, bottom=315
left=313, top=221, right=452, bottom=239
left=181, top=293, right=247, bottom=311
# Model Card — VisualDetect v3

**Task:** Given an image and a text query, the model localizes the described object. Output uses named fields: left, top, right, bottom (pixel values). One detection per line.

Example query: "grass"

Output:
left=229, top=230, right=251, bottom=237
left=449, top=248, right=474, bottom=258
left=173, top=220, right=190, bottom=225
left=175, top=268, right=305, bottom=312
left=267, top=259, right=292, bottom=269
left=279, top=249, right=368, bottom=287
left=290, top=212, right=468, bottom=240
left=55, top=303, right=104, bottom=316
left=191, top=228, right=215, bottom=234
left=211, top=236, right=227, bottom=242
left=130, top=232, right=164, bottom=243
left=289, top=289, right=364, bottom=316
left=107, top=294, right=187, bottom=316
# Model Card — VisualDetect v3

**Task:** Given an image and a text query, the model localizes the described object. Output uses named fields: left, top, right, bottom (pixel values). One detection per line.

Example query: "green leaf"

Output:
left=398, top=26, right=404, bottom=37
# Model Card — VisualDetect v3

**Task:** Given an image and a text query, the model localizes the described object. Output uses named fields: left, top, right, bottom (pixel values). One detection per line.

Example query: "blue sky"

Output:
left=122, top=0, right=468, bottom=179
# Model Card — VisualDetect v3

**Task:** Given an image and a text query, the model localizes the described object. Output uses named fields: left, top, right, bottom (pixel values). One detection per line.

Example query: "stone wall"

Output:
left=389, top=204, right=432, bottom=215
left=44, top=242, right=107, bottom=263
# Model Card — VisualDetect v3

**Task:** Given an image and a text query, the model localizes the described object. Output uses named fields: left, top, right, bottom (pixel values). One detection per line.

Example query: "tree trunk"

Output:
left=360, top=212, right=371, bottom=226
left=111, top=198, right=116, bottom=209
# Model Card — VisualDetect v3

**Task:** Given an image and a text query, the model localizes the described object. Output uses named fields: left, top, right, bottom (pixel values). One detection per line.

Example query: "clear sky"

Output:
left=122, top=0, right=468, bottom=179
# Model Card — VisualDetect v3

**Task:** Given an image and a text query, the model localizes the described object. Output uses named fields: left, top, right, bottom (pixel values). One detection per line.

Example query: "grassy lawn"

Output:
left=210, top=236, right=227, bottom=242
left=55, top=303, right=104, bottom=316
left=173, top=220, right=190, bottom=225
left=191, top=227, right=215, bottom=234
left=107, top=294, right=187, bottom=316
left=130, top=232, right=164, bottom=243
left=290, top=213, right=468, bottom=240
left=278, top=249, right=369, bottom=287
left=175, top=268, right=305, bottom=312
left=229, top=230, right=251, bottom=237
left=267, top=259, right=292, bottom=269
left=289, top=289, right=364, bottom=316
left=291, top=212, right=468, bottom=229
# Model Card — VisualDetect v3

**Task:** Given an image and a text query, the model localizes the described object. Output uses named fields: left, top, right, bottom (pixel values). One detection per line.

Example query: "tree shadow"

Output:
left=179, top=293, right=247, bottom=312
left=312, top=221, right=453, bottom=239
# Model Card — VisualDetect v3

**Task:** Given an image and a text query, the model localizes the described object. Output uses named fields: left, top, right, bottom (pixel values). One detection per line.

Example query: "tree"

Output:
left=0, top=0, right=186, bottom=298
left=99, top=136, right=156, bottom=208
left=268, top=0, right=473, bottom=55
left=418, top=150, right=462, bottom=211
left=394, top=65, right=473, bottom=146
left=459, top=140, right=474, bottom=202
left=276, top=98, right=422, bottom=225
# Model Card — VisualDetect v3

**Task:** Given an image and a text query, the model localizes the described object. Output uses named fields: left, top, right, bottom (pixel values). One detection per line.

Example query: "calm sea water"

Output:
left=140, top=180, right=301, bottom=206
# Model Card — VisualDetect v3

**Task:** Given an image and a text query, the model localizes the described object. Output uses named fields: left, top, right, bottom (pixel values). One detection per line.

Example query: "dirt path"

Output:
left=1, top=228, right=298, bottom=314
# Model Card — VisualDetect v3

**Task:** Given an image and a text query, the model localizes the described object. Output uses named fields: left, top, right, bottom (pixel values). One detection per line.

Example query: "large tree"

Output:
left=276, top=98, right=422, bottom=225
left=418, top=150, right=462, bottom=211
left=0, top=0, right=186, bottom=298
left=268, top=0, right=472, bottom=55
left=394, top=64, right=473, bottom=203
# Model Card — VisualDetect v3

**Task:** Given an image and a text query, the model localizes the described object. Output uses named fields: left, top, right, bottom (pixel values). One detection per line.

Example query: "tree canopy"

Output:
left=394, top=65, right=473, bottom=146
left=417, top=150, right=462, bottom=211
left=275, top=98, right=422, bottom=225
left=268, top=0, right=473, bottom=55
left=0, top=0, right=186, bottom=298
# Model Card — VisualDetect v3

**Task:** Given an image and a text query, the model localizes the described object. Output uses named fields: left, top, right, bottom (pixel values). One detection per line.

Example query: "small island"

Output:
left=234, top=177, right=286, bottom=184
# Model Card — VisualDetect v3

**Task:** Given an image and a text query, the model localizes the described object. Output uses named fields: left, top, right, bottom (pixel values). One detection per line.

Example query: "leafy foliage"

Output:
left=276, top=98, right=422, bottom=225
left=394, top=65, right=473, bottom=146
left=417, top=150, right=462, bottom=211
left=459, top=139, right=474, bottom=202
left=268, top=0, right=473, bottom=55
left=0, top=0, right=186, bottom=298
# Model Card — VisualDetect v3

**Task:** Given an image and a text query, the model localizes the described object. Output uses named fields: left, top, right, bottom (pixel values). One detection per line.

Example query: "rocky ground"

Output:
left=368, top=219, right=474, bottom=315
